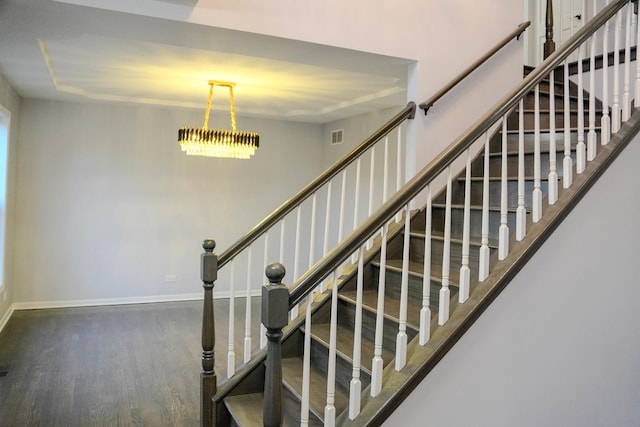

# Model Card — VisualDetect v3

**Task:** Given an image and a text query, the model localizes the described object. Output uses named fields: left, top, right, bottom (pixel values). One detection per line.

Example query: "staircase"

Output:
left=218, top=70, right=599, bottom=425
left=200, top=2, right=640, bottom=425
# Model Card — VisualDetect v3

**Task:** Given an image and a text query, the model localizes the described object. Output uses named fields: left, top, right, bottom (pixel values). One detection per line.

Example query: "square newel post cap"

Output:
left=261, top=263, right=289, bottom=330
left=201, top=239, right=218, bottom=283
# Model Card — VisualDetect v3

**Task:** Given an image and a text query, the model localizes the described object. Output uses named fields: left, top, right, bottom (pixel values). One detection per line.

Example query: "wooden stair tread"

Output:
left=462, top=175, right=560, bottom=182
left=281, top=356, right=349, bottom=420
left=340, top=289, right=425, bottom=330
left=505, top=126, right=601, bottom=134
left=409, top=229, right=499, bottom=249
left=224, top=392, right=323, bottom=427
left=308, top=322, right=394, bottom=375
left=432, top=202, right=524, bottom=213
left=386, top=258, right=462, bottom=285
left=488, top=148, right=576, bottom=156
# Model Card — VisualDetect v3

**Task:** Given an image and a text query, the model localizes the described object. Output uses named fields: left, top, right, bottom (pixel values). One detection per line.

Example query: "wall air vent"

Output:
left=330, top=129, right=343, bottom=145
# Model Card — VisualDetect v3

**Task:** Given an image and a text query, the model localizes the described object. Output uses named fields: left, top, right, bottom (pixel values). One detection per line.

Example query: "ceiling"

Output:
left=0, top=0, right=412, bottom=124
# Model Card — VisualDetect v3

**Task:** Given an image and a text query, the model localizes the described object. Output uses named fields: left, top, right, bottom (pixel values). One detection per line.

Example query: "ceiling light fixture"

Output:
left=178, top=81, right=259, bottom=159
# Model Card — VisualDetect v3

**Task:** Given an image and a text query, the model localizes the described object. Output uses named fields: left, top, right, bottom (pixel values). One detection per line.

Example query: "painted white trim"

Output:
left=10, top=289, right=262, bottom=311
left=0, top=302, right=15, bottom=334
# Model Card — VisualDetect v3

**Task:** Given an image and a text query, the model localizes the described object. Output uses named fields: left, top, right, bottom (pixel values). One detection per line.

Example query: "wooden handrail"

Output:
left=418, top=21, right=531, bottom=116
left=289, top=0, right=629, bottom=308
left=217, top=101, right=416, bottom=268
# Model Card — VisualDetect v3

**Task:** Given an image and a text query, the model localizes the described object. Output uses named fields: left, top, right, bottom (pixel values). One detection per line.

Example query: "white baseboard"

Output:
left=0, top=303, right=15, bottom=334
left=10, top=290, right=263, bottom=311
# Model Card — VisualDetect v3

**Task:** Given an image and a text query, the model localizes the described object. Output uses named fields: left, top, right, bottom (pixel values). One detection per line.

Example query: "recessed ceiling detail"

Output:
left=1, top=0, right=412, bottom=124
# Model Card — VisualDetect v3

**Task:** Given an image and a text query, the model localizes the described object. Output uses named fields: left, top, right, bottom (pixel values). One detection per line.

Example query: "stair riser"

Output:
left=371, top=263, right=453, bottom=310
left=507, top=111, right=598, bottom=130
left=499, top=131, right=585, bottom=152
left=522, top=93, right=591, bottom=110
left=402, top=234, right=483, bottom=274
left=432, top=207, right=517, bottom=241
left=472, top=151, right=573, bottom=177
left=444, top=179, right=549, bottom=209
left=337, top=295, right=413, bottom=351
left=308, top=335, right=370, bottom=392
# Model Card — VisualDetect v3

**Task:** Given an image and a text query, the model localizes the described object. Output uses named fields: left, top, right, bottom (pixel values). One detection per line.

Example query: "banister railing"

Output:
left=418, top=21, right=531, bottom=115
left=200, top=99, right=416, bottom=426
left=257, top=0, right=637, bottom=424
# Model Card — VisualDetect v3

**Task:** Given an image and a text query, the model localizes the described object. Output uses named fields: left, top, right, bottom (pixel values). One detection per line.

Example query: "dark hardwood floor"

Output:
left=0, top=298, right=261, bottom=426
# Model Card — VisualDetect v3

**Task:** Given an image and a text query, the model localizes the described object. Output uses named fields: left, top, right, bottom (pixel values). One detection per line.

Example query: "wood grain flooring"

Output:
left=0, top=298, right=261, bottom=426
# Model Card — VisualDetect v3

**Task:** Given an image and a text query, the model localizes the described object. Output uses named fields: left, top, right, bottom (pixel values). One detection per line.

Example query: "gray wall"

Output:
left=385, top=133, right=640, bottom=426
left=0, top=73, right=20, bottom=327
left=12, top=99, right=323, bottom=306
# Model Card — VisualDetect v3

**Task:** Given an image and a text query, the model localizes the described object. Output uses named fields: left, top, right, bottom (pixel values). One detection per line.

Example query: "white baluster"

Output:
left=349, top=246, right=365, bottom=420
left=548, top=71, right=559, bottom=205
left=308, top=193, right=317, bottom=293
left=383, top=136, right=390, bottom=202
left=352, top=158, right=362, bottom=264
left=321, top=181, right=332, bottom=293
left=300, top=294, right=312, bottom=427
left=371, top=223, right=388, bottom=396
left=588, top=26, right=598, bottom=162
left=279, top=219, right=285, bottom=263
left=353, top=157, right=362, bottom=232
left=290, top=206, right=302, bottom=320
left=563, top=61, right=574, bottom=188
left=419, top=187, right=432, bottom=345
left=576, top=45, right=586, bottom=174
left=243, top=245, right=253, bottom=363
left=367, top=147, right=376, bottom=250
left=516, top=99, right=527, bottom=240
left=260, top=235, right=268, bottom=349
left=479, top=132, right=491, bottom=280
left=439, top=167, right=452, bottom=325
left=622, top=4, right=632, bottom=122
left=533, top=85, right=543, bottom=223
left=338, top=170, right=347, bottom=243
left=324, top=271, right=338, bottom=426
left=396, top=128, right=403, bottom=222
left=395, top=205, right=411, bottom=370
left=227, top=259, right=236, bottom=378
left=602, top=9, right=611, bottom=146
left=612, top=9, right=622, bottom=133
left=499, top=116, right=510, bottom=258
left=459, top=149, right=471, bottom=301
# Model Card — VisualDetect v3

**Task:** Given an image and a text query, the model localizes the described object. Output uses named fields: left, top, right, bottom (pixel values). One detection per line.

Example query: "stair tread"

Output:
left=282, top=356, right=349, bottom=419
left=409, top=229, right=499, bottom=249
left=488, top=148, right=576, bottom=157
left=340, top=289, right=426, bottom=330
left=308, top=321, right=394, bottom=375
left=224, top=392, right=323, bottom=427
left=460, top=175, right=557, bottom=181
left=388, top=258, right=463, bottom=284
left=505, top=126, right=601, bottom=134
left=432, top=202, right=524, bottom=213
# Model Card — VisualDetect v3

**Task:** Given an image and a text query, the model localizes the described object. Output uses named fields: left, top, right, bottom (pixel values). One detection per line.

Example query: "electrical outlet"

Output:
left=164, top=274, right=177, bottom=283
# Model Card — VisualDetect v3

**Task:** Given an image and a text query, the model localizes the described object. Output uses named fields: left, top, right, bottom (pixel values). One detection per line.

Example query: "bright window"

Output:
left=0, top=106, right=9, bottom=292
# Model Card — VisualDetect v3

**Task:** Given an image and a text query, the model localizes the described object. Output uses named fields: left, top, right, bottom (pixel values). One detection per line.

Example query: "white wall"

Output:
left=0, top=73, right=20, bottom=328
left=13, top=99, right=323, bottom=305
left=385, top=133, right=640, bottom=426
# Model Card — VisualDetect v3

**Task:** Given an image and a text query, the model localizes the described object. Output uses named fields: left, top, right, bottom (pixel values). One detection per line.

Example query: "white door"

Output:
left=525, top=0, right=586, bottom=66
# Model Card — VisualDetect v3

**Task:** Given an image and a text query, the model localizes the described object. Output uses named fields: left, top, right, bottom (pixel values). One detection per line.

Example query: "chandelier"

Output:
left=178, top=81, right=259, bottom=159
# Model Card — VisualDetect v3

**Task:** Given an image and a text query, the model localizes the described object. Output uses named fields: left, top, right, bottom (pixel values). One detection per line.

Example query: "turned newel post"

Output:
left=262, top=263, right=289, bottom=427
left=544, top=0, right=556, bottom=59
left=201, top=239, right=218, bottom=427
